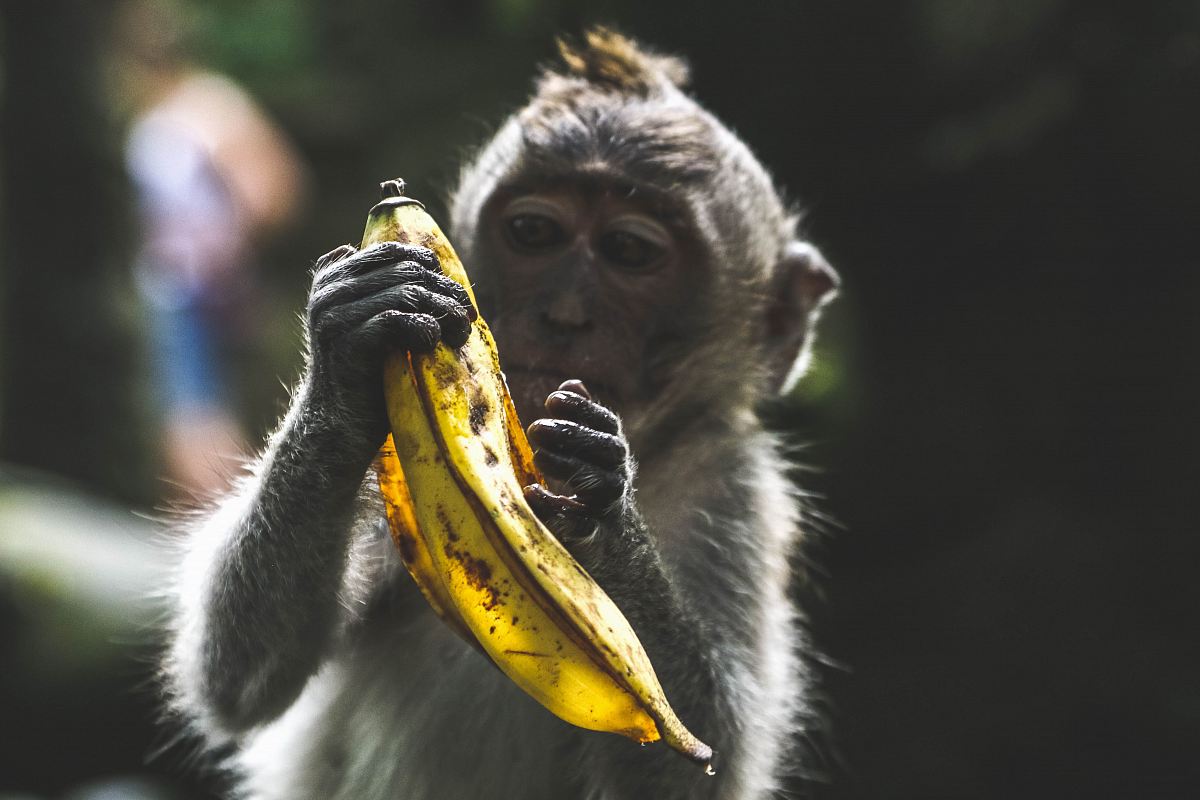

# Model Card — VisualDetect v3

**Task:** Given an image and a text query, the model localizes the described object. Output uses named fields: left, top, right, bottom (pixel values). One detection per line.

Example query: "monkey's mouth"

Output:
left=502, top=365, right=611, bottom=394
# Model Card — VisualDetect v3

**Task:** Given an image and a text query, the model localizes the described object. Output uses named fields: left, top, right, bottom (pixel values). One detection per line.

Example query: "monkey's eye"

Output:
left=506, top=214, right=567, bottom=252
left=598, top=217, right=669, bottom=272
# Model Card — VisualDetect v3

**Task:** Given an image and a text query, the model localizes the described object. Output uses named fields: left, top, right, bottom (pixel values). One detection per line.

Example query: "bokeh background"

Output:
left=1, top=1, right=1197, bottom=798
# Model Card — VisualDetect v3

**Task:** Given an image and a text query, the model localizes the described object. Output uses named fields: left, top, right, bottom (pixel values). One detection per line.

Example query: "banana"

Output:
left=366, top=179, right=713, bottom=767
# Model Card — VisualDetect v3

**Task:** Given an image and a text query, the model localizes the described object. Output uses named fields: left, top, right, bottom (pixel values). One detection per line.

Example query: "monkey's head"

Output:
left=450, top=28, right=838, bottom=442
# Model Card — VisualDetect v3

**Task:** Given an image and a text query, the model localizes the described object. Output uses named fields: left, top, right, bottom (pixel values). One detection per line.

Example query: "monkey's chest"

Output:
left=236, top=602, right=582, bottom=800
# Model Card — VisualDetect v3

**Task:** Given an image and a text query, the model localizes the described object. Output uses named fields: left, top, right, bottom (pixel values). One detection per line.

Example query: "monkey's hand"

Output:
left=523, top=380, right=633, bottom=547
left=305, top=241, right=477, bottom=460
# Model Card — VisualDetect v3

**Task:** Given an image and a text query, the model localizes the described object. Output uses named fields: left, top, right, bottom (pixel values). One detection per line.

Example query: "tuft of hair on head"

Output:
left=553, top=26, right=690, bottom=95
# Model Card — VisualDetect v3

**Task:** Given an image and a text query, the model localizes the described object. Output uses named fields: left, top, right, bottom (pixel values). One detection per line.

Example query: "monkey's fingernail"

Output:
left=526, top=419, right=558, bottom=440
left=524, top=484, right=555, bottom=501
left=315, top=243, right=356, bottom=268
left=523, top=484, right=584, bottom=510
left=524, top=484, right=549, bottom=503
left=557, top=379, right=591, bottom=399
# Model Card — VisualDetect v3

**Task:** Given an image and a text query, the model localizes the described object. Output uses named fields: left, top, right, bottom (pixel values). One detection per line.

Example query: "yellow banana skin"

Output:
left=366, top=180, right=713, bottom=765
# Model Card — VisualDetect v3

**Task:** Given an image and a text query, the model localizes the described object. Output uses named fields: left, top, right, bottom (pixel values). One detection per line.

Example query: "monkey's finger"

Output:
left=314, top=284, right=427, bottom=341
left=314, top=243, right=357, bottom=269
left=532, top=450, right=624, bottom=510
left=523, top=485, right=596, bottom=542
left=527, top=419, right=626, bottom=469
left=315, top=241, right=439, bottom=285
left=419, top=270, right=478, bottom=320
left=342, top=310, right=440, bottom=358
left=315, top=284, right=473, bottom=348
left=311, top=262, right=439, bottom=317
left=351, top=241, right=440, bottom=273
left=543, top=391, right=621, bottom=436
left=313, top=261, right=476, bottom=323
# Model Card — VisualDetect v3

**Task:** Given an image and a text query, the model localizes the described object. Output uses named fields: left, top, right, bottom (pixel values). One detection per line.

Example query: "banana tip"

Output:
left=682, top=740, right=714, bottom=769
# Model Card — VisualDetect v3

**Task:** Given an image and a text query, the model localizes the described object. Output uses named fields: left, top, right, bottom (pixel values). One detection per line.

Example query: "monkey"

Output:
left=164, top=28, right=838, bottom=800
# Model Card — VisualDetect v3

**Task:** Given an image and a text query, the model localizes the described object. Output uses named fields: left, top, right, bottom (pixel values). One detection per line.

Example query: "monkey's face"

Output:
left=476, top=180, right=704, bottom=424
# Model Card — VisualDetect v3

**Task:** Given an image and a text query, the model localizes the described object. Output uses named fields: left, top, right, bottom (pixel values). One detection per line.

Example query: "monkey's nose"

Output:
left=539, top=293, right=594, bottom=335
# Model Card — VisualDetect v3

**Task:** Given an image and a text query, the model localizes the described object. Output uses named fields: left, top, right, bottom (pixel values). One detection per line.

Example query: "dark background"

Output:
left=1, top=1, right=1197, bottom=798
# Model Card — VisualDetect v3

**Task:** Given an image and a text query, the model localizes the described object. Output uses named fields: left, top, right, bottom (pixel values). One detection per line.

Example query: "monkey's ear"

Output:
left=764, top=241, right=839, bottom=394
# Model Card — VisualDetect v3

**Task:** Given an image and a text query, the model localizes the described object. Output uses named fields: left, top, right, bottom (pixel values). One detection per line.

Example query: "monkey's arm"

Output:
left=169, top=388, right=382, bottom=737
left=167, top=242, right=476, bottom=739
left=525, top=385, right=746, bottom=796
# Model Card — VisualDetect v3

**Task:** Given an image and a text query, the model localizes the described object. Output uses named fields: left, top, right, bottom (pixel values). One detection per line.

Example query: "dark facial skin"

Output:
left=477, top=180, right=703, bottom=427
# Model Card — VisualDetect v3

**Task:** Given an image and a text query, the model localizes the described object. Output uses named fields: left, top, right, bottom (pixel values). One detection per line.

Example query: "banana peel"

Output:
left=366, top=179, right=713, bottom=766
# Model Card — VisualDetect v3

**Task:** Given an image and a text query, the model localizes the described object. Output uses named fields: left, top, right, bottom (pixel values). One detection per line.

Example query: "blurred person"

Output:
left=113, top=0, right=308, bottom=497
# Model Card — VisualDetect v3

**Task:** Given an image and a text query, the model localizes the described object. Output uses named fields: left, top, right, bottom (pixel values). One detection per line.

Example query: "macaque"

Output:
left=166, top=28, right=838, bottom=800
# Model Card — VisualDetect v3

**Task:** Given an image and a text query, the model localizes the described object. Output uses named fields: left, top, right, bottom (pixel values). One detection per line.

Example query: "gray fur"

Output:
left=164, top=29, right=834, bottom=799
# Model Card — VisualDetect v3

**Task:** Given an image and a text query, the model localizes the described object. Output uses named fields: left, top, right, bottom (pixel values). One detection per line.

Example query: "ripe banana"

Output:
left=366, top=179, right=713, bottom=766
